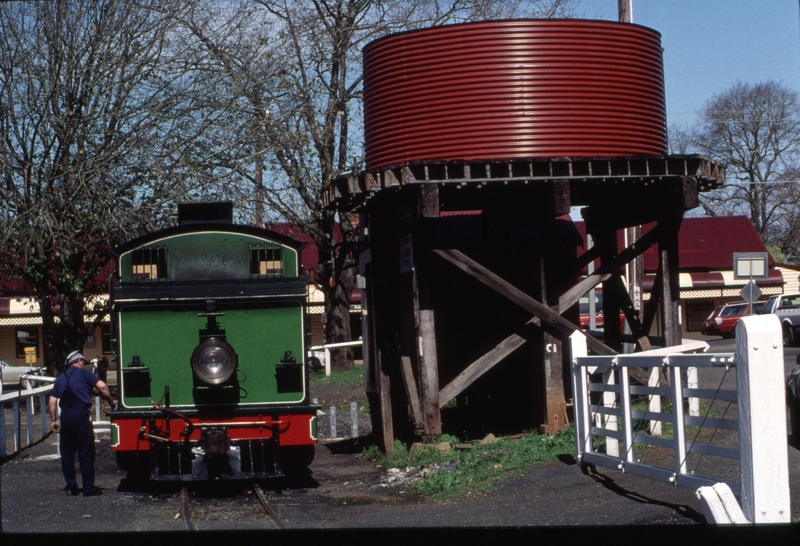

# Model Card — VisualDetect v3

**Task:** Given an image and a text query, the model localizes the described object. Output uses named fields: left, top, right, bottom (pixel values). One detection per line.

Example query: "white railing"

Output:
left=570, top=314, right=790, bottom=524
left=0, top=375, right=54, bottom=458
left=309, top=340, right=363, bottom=376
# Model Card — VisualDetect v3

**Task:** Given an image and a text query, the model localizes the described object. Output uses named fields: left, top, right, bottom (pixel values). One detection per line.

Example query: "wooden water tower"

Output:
left=326, top=19, right=725, bottom=451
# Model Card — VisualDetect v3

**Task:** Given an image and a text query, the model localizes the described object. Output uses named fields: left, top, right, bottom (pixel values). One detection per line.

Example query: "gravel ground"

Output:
left=4, top=425, right=800, bottom=535
left=3, top=357, right=800, bottom=536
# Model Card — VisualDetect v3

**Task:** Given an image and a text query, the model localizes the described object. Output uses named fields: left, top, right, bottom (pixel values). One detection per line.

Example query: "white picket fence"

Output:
left=571, top=314, right=791, bottom=524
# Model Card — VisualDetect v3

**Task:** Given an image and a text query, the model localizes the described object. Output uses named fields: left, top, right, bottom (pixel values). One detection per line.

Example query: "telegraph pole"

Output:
left=619, top=0, right=642, bottom=353
left=619, top=0, right=633, bottom=23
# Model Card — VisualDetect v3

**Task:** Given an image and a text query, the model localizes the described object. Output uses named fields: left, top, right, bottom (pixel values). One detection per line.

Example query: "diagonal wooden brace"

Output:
left=434, top=248, right=616, bottom=356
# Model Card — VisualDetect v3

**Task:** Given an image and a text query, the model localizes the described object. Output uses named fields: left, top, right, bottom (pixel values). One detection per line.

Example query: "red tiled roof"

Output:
left=265, top=223, right=322, bottom=274
left=574, top=216, right=773, bottom=272
left=265, top=222, right=361, bottom=304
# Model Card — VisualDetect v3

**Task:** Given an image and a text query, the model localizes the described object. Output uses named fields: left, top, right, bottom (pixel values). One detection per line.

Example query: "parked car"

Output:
left=758, top=293, right=800, bottom=347
left=787, top=361, right=800, bottom=446
left=0, top=359, right=44, bottom=388
left=700, top=300, right=766, bottom=338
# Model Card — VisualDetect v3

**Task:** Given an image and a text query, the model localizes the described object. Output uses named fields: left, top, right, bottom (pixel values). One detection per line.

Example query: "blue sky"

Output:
left=574, top=0, right=800, bottom=129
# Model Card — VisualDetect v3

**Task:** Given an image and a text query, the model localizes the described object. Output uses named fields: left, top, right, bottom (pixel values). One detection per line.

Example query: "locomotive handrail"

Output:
left=151, top=402, right=195, bottom=439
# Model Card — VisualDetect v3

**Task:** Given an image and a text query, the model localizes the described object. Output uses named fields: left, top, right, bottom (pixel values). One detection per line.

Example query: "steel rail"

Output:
left=181, top=488, right=196, bottom=531
left=254, top=484, right=286, bottom=530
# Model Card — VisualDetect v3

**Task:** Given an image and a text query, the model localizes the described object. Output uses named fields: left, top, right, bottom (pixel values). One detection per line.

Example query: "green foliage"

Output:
left=309, top=365, right=363, bottom=388
left=440, top=434, right=461, bottom=447
left=766, top=244, right=787, bottom=264
left=361, top=426, right=575, bottom=499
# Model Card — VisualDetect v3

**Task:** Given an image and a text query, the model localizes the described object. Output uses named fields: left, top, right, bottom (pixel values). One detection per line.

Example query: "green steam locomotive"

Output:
left=108, top=202, right=318, bottom=480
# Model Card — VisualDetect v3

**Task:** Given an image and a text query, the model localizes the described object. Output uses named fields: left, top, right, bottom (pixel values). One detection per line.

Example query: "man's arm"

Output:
left=48, top=395, right=60, bottom=432
left=94, top=379, right=115, bottom=405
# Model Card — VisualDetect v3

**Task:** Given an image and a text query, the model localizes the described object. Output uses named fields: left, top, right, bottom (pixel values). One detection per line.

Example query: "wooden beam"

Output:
left=438, top=333, right=528, bottom=407
left=376, top=362, right=394, bottom=452
left=399, top=356, right=424, bottom=432
left=641, top=266, right=663, bottom=334
left=606, top=273, right=652, bottom=351
left=434, top=248, right=616, bottom=356
left=558, top=225, right=661, bottom=313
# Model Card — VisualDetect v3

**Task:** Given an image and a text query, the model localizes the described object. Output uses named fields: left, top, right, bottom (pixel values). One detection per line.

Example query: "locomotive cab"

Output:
left=109, top=202, right=318, bottom=480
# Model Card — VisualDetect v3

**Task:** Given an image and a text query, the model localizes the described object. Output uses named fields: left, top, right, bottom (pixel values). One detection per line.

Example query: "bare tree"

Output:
left=671, top=81, right=800, bottom=261
left=185, top=0, right=578, bottom=370
left=0, top=0, right=213, bottom=372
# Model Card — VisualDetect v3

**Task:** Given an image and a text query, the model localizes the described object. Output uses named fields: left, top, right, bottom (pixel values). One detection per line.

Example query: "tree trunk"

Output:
left=324, top=264, right=356, bottom=370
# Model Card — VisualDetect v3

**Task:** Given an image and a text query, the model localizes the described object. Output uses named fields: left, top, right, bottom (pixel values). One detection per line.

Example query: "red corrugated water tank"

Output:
left=363, top=19, right=667, bottom=169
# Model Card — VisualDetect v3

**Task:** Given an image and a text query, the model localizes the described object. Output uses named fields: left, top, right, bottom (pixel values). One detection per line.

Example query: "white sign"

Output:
left=733, top=252, right=769, bottom=279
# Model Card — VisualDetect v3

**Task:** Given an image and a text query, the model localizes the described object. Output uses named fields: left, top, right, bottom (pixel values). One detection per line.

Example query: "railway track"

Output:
left=179, top=484, right=286, bottom=530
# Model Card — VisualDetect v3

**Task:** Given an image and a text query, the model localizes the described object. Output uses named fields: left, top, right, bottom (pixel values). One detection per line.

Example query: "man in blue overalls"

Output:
left=48, top=351, right=115, bottom=496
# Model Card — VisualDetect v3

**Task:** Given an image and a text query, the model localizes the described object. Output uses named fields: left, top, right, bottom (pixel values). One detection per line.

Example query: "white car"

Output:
left=0, top=359, right=44, bottom=388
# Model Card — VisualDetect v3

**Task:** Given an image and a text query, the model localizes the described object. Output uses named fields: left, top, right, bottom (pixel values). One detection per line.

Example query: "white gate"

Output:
left=570, top=314, right=790, bottom=524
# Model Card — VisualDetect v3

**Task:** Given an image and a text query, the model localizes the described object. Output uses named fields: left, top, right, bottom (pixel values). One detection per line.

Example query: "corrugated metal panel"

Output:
left=363, top=19, right=666, bottom=169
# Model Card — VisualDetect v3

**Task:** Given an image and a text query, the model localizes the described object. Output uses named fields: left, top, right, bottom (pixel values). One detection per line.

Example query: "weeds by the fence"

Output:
left=362, top=426, right=575, bottom=499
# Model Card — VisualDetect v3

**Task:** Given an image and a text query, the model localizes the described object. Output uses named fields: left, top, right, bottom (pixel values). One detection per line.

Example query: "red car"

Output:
left=701, top=300, right=766, bottom=338
left=579, top=290, right=627, bottom=332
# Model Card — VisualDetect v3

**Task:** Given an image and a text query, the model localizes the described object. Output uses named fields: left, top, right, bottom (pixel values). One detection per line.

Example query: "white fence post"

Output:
left=736, top=314, right=790, bottom=523
left=569, top=332, right=591, bottom=460
left=330, top=406, right=337, bottom=439
left=351, top=401, right=359, bottom=438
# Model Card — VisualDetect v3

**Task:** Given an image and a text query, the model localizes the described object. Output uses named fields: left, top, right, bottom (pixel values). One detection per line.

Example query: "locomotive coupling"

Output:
left=202, top=428, right=231, bottom=458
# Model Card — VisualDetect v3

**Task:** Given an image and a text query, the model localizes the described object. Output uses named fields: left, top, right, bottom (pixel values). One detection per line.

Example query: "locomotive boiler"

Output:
left=108, top=202, right=318, bottom=480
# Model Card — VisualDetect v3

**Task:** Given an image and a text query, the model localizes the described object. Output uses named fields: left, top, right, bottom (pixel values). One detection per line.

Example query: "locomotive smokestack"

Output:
left=178, top=201, right=234, bottom=225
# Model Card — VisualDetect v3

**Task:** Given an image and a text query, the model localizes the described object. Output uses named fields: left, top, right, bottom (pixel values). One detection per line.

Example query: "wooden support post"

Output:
left=658, top=210, right=683, bottom=347
left=592, top=224, right=623, bottom=351
left=413, top=185, right=442, bottom=439
left=400, top=356, right=424, bottom=433
left=362, top=208, right=399, bottom=452
left=539, top=213, right=568, bottom=434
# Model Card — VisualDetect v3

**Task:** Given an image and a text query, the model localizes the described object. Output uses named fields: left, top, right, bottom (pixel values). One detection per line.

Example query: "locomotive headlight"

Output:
left=191, top=339, right=237, bottom=385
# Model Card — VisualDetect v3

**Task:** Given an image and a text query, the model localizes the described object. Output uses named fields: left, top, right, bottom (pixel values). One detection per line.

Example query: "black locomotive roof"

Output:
left=114, top=222, right=307, bottom=256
